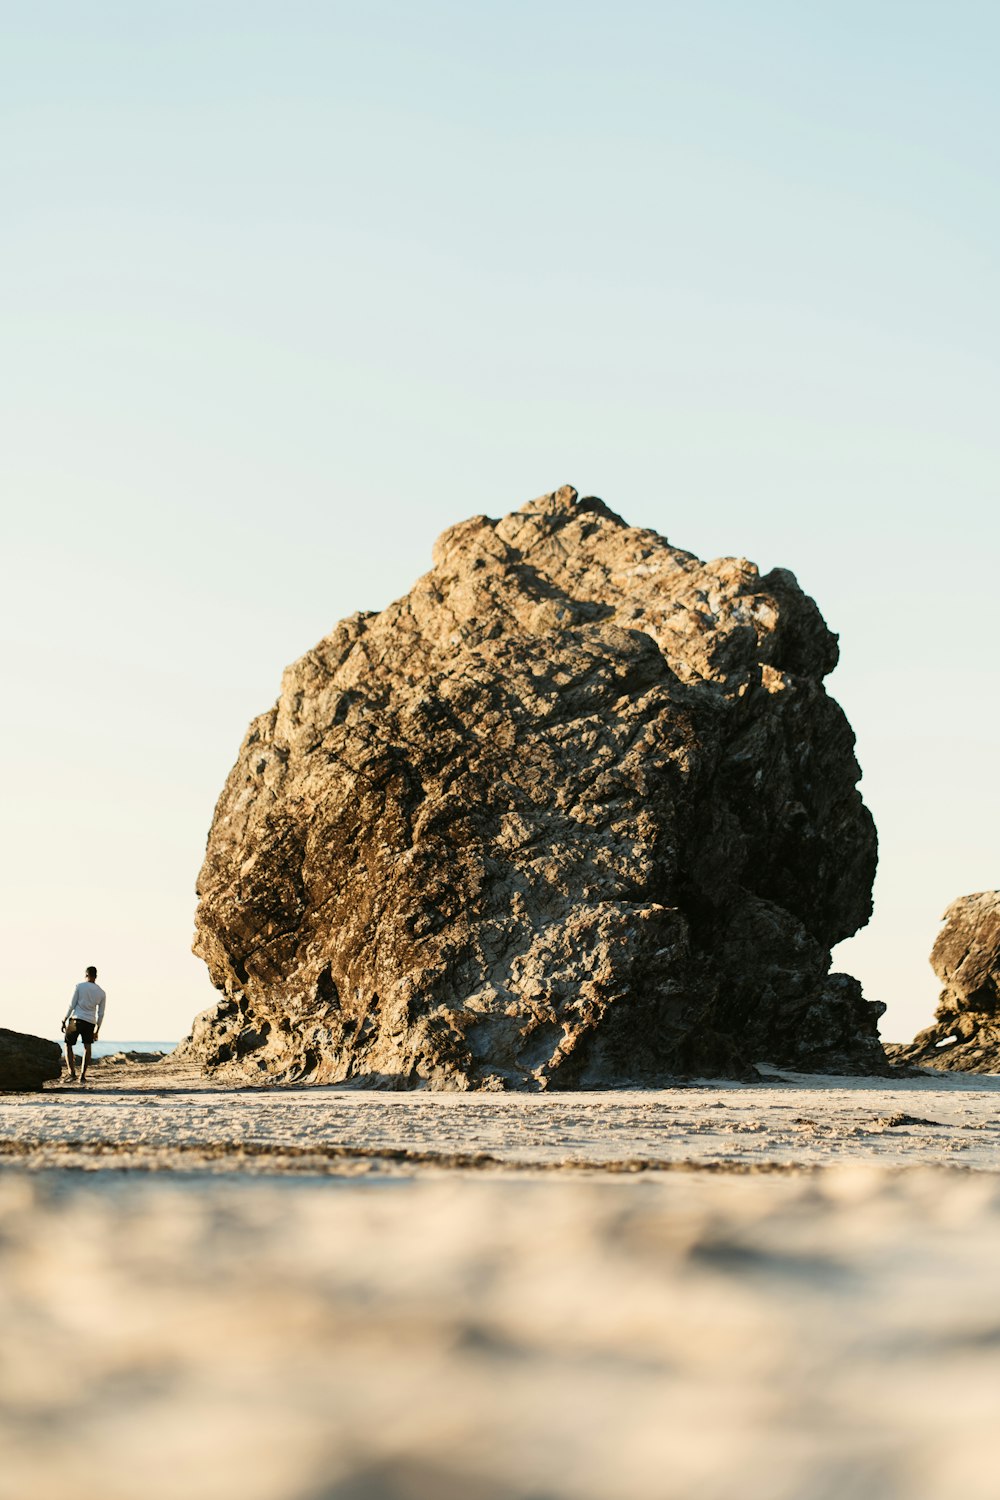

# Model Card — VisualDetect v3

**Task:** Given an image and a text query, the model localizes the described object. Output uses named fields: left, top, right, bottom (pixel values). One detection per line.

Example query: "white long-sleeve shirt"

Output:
left=65, top=981, right=106, bottom=1027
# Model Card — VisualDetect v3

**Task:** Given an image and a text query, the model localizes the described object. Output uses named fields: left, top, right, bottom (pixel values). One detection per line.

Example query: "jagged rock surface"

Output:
left=0, top=1029, right=62, bottom=1091
left=183, top=486, right=883, bottom=1088
left=890, top=892, right=1000, bottom=1073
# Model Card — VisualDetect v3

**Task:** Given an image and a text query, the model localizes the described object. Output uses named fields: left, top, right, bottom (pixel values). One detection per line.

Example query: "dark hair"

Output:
left=86, top=966, right=97, bottom=978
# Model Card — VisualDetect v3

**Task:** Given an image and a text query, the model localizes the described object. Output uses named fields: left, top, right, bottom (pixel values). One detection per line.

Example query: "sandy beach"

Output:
left=5, top=1056, right=1000, bottom=1173
left=4, top=1061, right=1000, bottom=1500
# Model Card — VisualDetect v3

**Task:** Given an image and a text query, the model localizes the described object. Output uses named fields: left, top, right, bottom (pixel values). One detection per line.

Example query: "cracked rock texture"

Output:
left=891, top=892, right=1000, bottom=1073
left=0, top=1029, right=62, bottom=1092
left=183, top=485, right=882, bottom=1087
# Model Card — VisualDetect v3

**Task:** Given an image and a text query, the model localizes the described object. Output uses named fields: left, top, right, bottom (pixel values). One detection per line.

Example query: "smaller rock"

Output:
left=94, top=1051, right=167, bottom=1066
left=892, top=892, right=1000, bottom=1073
left=869, top=1113, right=946, bottom=1129
left=0, top=1029, right=63, bottom=1091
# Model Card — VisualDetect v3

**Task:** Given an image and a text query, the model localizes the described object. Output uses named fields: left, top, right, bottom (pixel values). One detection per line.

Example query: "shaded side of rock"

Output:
left=891, top=892, right=1000, bottom=1073
left=0, top=1029, right=62, bottom=1091
left=181, top=485, right=883, bottom=1088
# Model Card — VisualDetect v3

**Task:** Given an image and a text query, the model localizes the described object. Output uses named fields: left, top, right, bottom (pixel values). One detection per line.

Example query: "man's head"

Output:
left=85, top=966, right=97, bottom=981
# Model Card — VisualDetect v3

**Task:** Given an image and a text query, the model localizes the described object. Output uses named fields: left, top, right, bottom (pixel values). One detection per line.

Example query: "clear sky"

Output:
left=3, top=2, right=998, bottom=1043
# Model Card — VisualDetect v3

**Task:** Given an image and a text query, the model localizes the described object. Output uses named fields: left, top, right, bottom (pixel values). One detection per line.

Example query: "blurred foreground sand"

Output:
left=3, top=1061, right=1000, bottom=1500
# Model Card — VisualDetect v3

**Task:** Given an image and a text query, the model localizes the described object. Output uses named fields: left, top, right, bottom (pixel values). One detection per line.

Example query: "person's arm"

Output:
left=63, top=986, right=79, bottom=1028
left=95, top=989, right=106, bottom=1033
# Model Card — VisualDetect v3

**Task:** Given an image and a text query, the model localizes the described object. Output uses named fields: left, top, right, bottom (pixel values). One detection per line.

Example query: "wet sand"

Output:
left=3, top=1058, right=1000, bottom=1499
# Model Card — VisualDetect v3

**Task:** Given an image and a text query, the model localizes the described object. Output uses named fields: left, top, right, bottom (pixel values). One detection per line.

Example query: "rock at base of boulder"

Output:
left=0, top=1029, right=63, bottom=1091
left=892, top=892, right=1000, bottom=1073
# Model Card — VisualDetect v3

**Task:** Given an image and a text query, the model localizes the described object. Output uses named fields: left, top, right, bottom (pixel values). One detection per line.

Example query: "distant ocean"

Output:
left=56, top=1039, right=180, bottom=1059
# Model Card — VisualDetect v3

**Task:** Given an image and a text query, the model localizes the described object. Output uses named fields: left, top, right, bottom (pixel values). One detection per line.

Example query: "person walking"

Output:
left=63, top=966, right=106, bottom=1084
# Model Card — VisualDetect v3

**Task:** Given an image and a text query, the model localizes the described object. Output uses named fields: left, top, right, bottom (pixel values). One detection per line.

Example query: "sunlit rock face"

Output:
left=183, top=485, right=882, bottom=1087
left=891, top=892, right=1000, bottom=1073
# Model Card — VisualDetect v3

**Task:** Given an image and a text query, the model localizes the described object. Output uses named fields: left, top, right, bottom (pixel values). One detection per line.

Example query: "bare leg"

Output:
left=80, top=1040, right=92, bottom=1083
left=64, top=1039, right=77, bottom=1080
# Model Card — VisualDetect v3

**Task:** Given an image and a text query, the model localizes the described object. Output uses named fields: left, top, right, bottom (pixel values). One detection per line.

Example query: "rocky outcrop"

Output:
left=0, top=1029, right=62, bottom=1091
left=183, top=485, right=883, bottom=1087
left=890, top=892, right=1000, bottom=1072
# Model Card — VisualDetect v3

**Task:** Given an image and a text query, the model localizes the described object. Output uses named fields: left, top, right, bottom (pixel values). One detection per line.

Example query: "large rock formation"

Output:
left=891, top=892, right=1000, bottom=1072
left=0, top=1029, right=62, bottom=1091
left=183, top=485, right=883, bottom=1087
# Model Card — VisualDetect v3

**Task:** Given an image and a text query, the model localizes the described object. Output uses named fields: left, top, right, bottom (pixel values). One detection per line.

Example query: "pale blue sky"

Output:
left=3, top=2, right=998, bottom=1041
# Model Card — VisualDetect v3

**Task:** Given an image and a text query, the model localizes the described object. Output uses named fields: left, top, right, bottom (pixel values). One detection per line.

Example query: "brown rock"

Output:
left=182, top=485, right=883, bottom=1087
left=890, top=892, right=1000, bottom=1072
left=0, top=1028, right=62, bottom=1091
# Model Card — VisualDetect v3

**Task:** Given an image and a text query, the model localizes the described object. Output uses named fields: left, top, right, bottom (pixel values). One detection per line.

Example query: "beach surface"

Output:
left=4, top=1059, right=1000, bottom=1500
left=5, top=1054, right=1000, bottom=1173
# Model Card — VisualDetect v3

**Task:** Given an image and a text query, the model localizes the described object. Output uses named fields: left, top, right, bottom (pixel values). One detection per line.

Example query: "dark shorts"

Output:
left=67, top=1019, right=95, bottom=1047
